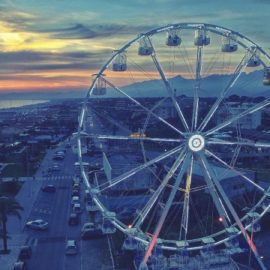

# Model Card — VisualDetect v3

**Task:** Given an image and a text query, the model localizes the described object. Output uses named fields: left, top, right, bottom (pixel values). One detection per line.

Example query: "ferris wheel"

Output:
left=77, top=23, right=270, bottom=269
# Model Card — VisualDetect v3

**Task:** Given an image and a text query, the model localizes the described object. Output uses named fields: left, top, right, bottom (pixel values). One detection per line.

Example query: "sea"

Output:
left=0, top=100, right=49, bottom=110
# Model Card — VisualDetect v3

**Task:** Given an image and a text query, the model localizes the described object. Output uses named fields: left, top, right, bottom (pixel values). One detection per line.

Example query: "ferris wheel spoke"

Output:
left=142, top=96, right=170, bottom=132
left=83, top=133, right=183, bottom=143
left=179, top=154, right=194, bottom=241
left=205, top=149, right=265, bottom=192
left=205, top=98, right=270, bottom=136
left=99, top=145, right=184, bottom=192
left=142, top=152, right=191, bottom=265
left=192, top=46, right=203, bottom=131
left=147, top=37, right=190, bottom=132
left=197, top=152, right=231, bottom=227
left=103, top=77, right=185, bottom=136
left=199, top=50, right=252, bottom=132
left=207, top=137, right=270, bottom=148
left=133, top=148, right=187, bottom=229
left=198, top=153, right=267, bottom=270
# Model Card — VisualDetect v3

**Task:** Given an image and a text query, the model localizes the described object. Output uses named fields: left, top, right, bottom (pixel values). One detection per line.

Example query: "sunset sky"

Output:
left=1, top=0, right=270, bottom=93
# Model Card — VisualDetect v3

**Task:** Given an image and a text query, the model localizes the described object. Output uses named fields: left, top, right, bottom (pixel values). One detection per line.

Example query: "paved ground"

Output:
left=1, top=177, right=43, bottom=269
left=0, top=145, right=54, bottom=269
left=1, top=142, right=114, bottom=270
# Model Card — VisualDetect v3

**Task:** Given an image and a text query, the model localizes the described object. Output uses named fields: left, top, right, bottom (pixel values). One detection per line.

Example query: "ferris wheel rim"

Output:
left=77, top=22, right=270, bottom=253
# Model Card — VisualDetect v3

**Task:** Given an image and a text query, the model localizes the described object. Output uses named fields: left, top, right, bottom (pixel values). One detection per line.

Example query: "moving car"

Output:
left=72, top=189, right=80, bottom=197
left=81, top=222, right=103, bottom=240
left=41, top=185, right=56, bottom=192
left=84, top=190, right=91, bottom=202
left=26, top=219, right=48, bottom=230
left=18, top=246, right=32, bottom=260
left=73, top=203, right=82, bottom=214
left=52, top=164, right=60, bottom=171
left=65, top=240, right=78, bottom=255
left=71, top=196, right=80, bottom=205
left=73, top=183, right=80, bottom=190
left=68, top=213, right=80, bottom=226
left=53, top=151, right=65, bottom=160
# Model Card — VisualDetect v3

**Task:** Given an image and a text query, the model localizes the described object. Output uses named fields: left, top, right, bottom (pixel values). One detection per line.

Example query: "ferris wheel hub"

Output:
left=188, top=134, right=205, bottom=152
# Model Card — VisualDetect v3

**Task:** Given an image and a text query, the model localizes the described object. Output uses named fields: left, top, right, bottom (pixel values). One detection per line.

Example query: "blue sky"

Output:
left=0, top=0, right=269, bottom=92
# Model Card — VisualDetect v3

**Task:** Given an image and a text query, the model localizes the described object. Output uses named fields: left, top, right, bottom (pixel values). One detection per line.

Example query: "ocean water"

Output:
left=0, top=100, right=49, bottom=109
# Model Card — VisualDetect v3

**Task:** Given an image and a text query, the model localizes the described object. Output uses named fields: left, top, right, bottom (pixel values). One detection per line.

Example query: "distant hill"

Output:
left=1, top=70, right=269, bottom=100
left=116, top=70, right=270, bottom=98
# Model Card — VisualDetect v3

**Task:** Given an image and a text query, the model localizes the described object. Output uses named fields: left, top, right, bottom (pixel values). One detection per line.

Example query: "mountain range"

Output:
left=0, top=70, right=269, bottom=100
left=119, top=70, right=270, bottom=98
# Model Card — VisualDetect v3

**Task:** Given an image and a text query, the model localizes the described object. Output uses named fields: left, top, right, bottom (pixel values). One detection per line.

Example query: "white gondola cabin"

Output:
left=194, top=29, right=210, bottom=46
left=245, top=212, right=261, bottom=233
left=225, top=227, right=239, bottom=248
left=101, top=211, right=116, bottom=234
left=153, top=240, right=163, bottom=256
left=112, top=51, right=127, bottom=71
left=92, top=76, right=106, bottom=96
left=263, top=67, right=270, bottom=85
left=166, top=29, right=181, bottom=47
left=138, top=37, right=153, bottom=56
left=122, top=236, right=138, bottom=250
left=262, top=193, right=270, bottom=211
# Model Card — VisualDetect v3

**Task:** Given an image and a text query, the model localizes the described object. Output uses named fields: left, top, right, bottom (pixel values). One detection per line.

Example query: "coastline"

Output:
left=0, top=100, right=51, bottom=111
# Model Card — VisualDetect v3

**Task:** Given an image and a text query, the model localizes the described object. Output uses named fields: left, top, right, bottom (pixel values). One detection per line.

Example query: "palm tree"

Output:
left=0, top=196, right=23, bottom=254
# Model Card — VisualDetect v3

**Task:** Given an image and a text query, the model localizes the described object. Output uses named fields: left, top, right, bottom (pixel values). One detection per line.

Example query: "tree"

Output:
left=0, top=196, right=23, bottom=254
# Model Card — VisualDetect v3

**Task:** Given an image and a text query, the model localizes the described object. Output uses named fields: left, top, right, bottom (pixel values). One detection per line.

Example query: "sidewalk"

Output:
left=0, top=149, right=54, bottom=269
left=0, top=178, right=43, bottom=269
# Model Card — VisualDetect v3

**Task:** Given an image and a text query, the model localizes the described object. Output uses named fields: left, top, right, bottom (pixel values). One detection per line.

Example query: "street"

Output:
left=14, top=140, right=113, bottom=270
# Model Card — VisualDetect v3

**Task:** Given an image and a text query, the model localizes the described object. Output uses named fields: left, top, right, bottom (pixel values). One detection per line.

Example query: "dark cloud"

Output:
left=35, top=23, right=155, bottom=40
left=0, top=50, right=109, bottom=73
left=0, top=50, right=98, bottom=62
left=43, top=24, right=98, bottom=39
left=0, top=8, right=37, bottom=29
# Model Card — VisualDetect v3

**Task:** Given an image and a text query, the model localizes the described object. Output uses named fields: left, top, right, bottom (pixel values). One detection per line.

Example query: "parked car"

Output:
left=81, top=222, right=103, bottom=240
left=41, top=185, right=56, bottom=192
left=73, top=203, right=82, bottom=214
left=68, top=213, right=80, bottom=226
left=72, top=189, right=80, bottom=197
left=71, top=196, right=80, bottom=205
left=18, top=246, right=32, bottom=260
left=26, top=219, right=48, bottom=230
left=73, top=183, right=80, bottom=190
left=65, top=240, right=78, bottom=255
left=72, top=177, right=80, bottom=185
left=53, top=154, right=64, bottom=161
left=13, top=261, right=27, bottom=270
left=84, top=190, right=91, bottom=202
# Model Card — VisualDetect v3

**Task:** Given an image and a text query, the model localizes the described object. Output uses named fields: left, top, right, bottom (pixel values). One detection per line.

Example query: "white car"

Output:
left=65, top=240, right=78, bottom=255
left=71, top=196, right=80, bottom=205
left=81, top=222, right=103, bottom=239
left=26, top=219, right=48, bottom=230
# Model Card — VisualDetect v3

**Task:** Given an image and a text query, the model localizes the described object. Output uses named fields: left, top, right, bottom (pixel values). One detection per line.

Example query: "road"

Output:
left=22, top=141, right=113, bottom=270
